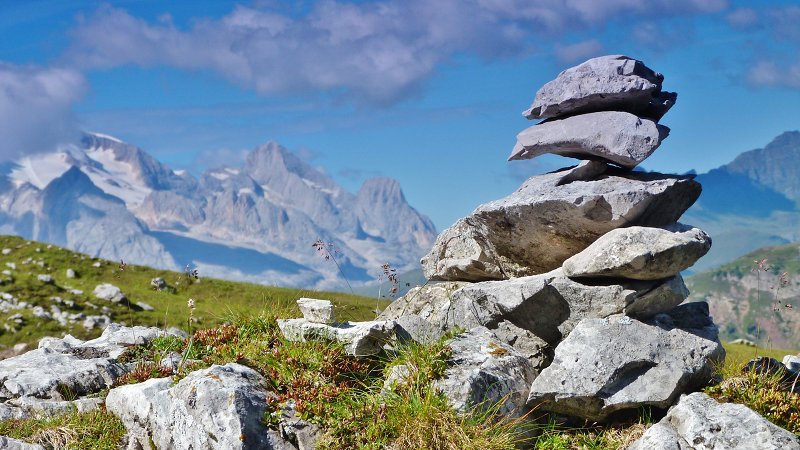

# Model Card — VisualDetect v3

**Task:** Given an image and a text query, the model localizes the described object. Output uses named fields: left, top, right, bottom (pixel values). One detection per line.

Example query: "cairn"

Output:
left=382, top=55, right=724, bottom=421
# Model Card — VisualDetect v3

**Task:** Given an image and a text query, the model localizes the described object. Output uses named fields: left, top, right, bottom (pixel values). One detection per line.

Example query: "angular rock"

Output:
left=628, top=392, right=800, bottom=450
left=379, top=282, right=470, bottom=328
left=40, top=323, right=171, bottom=359
left=0, top=436, right=44, bottom=450
left=526, top=302, right=724, bottom=421
left=522, top=55, right=671, bottom=120
left=296, top=298, right=335, bottom=324
left=149, top=277, right=166, bottom=290
left=277, top=318, right=395, bottom=356
left=510, top=111, right=669, bottom=169
left=433, top=327, right=537, bottom=418
left=393, top=314, right=441, bottom=344
left=421, top=169, right=701, bottom=281
left=556, top=160, right=608, bottom=186
left=36, top=274, right=53, bottom=284
left=107, top=363, right=293, bottom=450
left=784, top=354, right=800, bottom=373
left=447, top=269, right=687, bottom=346
left=563, top=224, right=711, bottom=280
left=0, top=348, right=127, bottom=401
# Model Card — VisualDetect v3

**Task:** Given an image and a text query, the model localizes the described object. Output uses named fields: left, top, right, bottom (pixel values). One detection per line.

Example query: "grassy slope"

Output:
left=0, top=235, right=387, bottom=350
left=687, top=241, right=800, bottom=348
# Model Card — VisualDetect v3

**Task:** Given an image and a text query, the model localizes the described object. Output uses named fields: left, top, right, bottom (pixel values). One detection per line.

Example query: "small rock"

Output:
left=65, top=268, right=76, bottom=279
left=36, top=274, right=53, bottom=284
left=149, top=277, right=166, bottom=290
left=92, top=262, right=101, bottom=268
left=1, top=249, right=10, bottom=255
left=135, top=302, right=154, bottom=312
left=5, top=263, right=15, bottom=270
left=93, top=283, right=127, bottom=304
left=296, top=298, right=335, bottom=324
left=729, top=338, right=757, bottom=347
left=784, top=355, right=800, bottom=373
left=628, top=392, right=800, bottom=450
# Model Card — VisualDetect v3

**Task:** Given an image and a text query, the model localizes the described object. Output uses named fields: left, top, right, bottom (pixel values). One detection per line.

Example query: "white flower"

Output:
left=187, top=298, right=195, bottom=309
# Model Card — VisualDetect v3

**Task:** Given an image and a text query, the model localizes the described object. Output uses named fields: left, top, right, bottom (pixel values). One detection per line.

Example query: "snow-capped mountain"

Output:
left=0, top=133, right=437, bottom=290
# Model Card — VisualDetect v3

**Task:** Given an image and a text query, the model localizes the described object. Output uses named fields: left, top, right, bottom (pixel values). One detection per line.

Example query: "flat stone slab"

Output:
left=510, top=111, right=669, bottom=169
left=522, top=55, right=674, bottom=120
left=563, top=224, right=712, bottom=280
left=421, top=169, right=701, bottom=281
left=527, top=302, right=724, bottom=421
left=628, top=392, right=800, bottom=450
left=277, top=318, right=395, bottom=356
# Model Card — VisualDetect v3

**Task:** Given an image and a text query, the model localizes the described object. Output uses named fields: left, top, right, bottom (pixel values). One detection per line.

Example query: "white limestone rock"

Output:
left=296, top=298, right=335, bottom=324
left=628, top=392, right=800, bottom=450
left=562, top=224, right=712, bottom=280
left=510, top=111, right=669, bottom=169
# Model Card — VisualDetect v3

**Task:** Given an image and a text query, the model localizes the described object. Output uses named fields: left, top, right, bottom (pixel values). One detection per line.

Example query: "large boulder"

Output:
left=382, top=269, right=687, bottom=359
left=421, top=169, right=701, bottom=281
left=432, top=327, right=537, bottom=418
left=522, top=55, right=675, bottom=121
left=628, top=392, right=800, bottom=450
left=562, top=224, right=712, bottom=280
left=509, top=111, right=669, bottom=169
left=527, top=302, right=724, bottom=421
left=0, top=324, right=169, bottom=402
left=107, top=363, right=295, bottom=450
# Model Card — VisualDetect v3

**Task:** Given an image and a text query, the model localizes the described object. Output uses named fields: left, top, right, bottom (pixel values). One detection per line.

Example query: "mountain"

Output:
left=683, top=131, right=800, bottom=272
left=0, top=134, right=437, bottom=290
left=686, top=241, right=800, bottom=349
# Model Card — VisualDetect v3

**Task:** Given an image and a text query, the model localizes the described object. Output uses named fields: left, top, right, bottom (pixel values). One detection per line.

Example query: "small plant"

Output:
left=313, top=239, right=354, bottom=295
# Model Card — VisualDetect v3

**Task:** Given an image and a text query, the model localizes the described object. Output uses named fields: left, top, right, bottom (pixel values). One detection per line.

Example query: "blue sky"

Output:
left=1, top=0, right=799, bottom=230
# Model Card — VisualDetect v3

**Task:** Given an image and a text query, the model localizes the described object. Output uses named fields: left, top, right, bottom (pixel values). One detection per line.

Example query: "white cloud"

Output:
left=555, top=40, right=604, bottom=64
left=747, top=59, right=800, bottom=89
left=65, top=1, right=731, bottom=105
left=0, top=63, right=86, bottom=160
left=726, top=8, right=758, bottom=29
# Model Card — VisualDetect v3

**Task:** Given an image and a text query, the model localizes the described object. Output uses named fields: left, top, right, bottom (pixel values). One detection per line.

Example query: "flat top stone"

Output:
left=523, top=55, right=665, bottom=120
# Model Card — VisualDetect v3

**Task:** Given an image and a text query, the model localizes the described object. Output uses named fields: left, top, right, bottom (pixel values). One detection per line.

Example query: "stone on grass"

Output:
left=277, top=319, right=395, bottom=356
left=36, top=274, right=53, bottom=284
left=296, top=298, right=335, bottom=324
left=433, top=327, right=537, bottom=418
left=149, top=277, right=166, bottom=290
left=628, top=392, right=800, bottom=450
left=522, top=55, right=673, bottom=120
left=107, top=363, right=293, bottom=450
left=526, top=302, right=724, bottom=421
left=65, top=268, right=76, bottom=279
left=0, top=436, right=44, bottom=450
left=510, top=111, right=669, bottom=169
left=135, top=301, right=154, bottom=311
left=421, top=169, right=701, bottom=281
left=784, top=354, right=800, bottom=373
left=563, top=224, right=711, bottom=280
left=93, top=283, right=127, bottom=304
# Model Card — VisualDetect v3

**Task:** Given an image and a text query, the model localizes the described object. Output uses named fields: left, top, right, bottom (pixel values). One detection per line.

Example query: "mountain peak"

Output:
left=723, top=129, right=800, bottom=204
left=358, top=177, right=406, bottom=204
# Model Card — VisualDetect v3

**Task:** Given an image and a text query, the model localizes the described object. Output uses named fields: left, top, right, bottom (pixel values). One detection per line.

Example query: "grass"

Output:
left=0, top=235, right=387, bottom=350
left=0, top=408, right=126, bottom=450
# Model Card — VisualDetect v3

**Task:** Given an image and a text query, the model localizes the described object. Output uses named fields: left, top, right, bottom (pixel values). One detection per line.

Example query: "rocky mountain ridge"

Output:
left=0, top=134, right=437, bottom=290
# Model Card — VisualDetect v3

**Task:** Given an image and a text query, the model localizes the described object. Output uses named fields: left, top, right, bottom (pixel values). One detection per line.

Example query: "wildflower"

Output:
left=187, top=298, right=196, bottom=310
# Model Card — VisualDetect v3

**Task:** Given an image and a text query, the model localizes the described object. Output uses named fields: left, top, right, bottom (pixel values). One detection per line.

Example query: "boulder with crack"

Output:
left=107, top=363, right=300, bottom=450
left=628, top=392, right=800, bottom=450
left=563, top=224, right=711, bottom=280
left=277, top=319, right=395, bottom=356
left=526, top=302, right=724, bottom=421
left=509, top=111, right=669, bottom=169
left=421, top=169, right=701, bottom=281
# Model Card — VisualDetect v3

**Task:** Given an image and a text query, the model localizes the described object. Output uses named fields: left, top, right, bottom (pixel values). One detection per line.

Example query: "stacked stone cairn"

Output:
left=377, top=55, right=799, bottom=447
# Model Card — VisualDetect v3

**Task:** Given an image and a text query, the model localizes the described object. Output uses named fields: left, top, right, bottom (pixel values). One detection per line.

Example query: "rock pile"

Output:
left=383, top=54, right=726, bottom=422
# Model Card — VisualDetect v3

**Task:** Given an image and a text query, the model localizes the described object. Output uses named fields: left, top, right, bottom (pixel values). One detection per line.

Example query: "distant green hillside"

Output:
left=0, top=235, right=386, bottom=352
left=687, top=241, right=800, bottom=348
